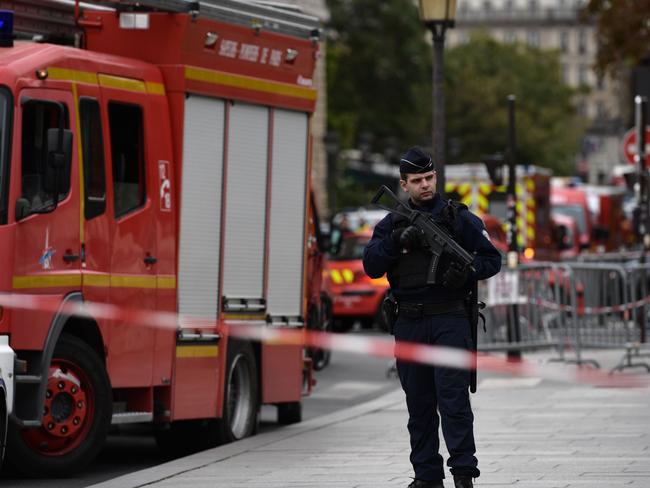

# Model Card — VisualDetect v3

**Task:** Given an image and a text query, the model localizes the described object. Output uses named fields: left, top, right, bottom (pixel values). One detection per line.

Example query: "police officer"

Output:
left=363, top=147, right=501, bottom=488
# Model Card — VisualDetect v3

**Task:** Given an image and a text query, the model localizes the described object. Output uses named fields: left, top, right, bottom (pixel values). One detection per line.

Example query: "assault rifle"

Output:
left=371, top=185, right=475, bottom=284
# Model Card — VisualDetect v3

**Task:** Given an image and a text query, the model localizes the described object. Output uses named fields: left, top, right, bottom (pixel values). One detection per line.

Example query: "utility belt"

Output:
left=398, top=300, right=467, bottom=319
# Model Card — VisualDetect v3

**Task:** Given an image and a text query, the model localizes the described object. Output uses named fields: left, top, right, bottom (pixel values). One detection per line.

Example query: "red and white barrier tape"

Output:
left=0, top=293, right=647, bottom=389
left=524, top=295, right=650, bottom=315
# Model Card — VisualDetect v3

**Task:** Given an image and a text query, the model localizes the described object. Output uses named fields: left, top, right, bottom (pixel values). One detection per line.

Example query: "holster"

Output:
left=380, top=291, right=398, bottom=335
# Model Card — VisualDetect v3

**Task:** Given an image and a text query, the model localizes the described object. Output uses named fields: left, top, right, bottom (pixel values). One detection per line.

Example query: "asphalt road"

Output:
left=0, top=330, right=399, bottom=488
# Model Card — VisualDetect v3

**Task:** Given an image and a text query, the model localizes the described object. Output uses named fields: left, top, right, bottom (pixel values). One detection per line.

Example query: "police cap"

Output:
left=400, top=147, right=434, bottom=175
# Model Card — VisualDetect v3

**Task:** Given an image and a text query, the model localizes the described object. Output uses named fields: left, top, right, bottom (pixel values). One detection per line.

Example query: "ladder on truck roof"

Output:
left=9, top=0, right=321, bottom=44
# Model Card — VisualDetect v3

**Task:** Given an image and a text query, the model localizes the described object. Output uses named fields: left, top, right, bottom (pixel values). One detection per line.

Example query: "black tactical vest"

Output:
left=387, top=200, right=467, bottom=290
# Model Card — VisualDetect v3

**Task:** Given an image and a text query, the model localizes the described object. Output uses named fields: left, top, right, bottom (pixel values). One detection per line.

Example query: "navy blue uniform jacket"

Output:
left=363, top=194, right=502, bottom=304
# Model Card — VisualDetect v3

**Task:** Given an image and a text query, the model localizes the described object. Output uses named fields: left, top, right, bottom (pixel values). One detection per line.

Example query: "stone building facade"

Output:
left=447, top=0, right=629, bottom=182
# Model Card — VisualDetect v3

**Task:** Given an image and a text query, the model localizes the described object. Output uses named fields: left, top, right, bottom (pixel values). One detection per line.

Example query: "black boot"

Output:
left=453, top=475, right=473, bottom=488
left=408, top=479, right=444, bottom=488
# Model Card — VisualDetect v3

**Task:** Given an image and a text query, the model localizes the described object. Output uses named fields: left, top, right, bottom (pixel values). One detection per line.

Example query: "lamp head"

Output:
left=418, top=0, right=457, bottom=26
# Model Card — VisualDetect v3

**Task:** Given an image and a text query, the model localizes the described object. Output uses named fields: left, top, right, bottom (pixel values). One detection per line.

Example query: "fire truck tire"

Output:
left=277, top=401, right=302, bottom=425
left=7, top=334, right=111, bottom=477
left=215, top=340, right=258, bottom=444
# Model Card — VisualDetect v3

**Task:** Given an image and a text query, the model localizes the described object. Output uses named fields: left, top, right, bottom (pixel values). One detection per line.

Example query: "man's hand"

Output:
left=398, top=225, right=424, bottom=251
left=442, top=261, right=470, bottom=289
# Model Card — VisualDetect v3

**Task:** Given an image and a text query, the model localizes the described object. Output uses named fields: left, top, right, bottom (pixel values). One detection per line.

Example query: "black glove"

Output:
left=442, top=261, right=470, bottom=289
left=391, top=227, right=406, bottom=246
left=398, top=225, right=424, bottom=251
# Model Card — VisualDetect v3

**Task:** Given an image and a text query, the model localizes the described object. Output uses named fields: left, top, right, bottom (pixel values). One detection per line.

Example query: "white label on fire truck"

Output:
left=119, top=13, right=150, bottom=30
left=487, top=270, right=524, bottom=306
left=159, top=160, right=172, bottom=212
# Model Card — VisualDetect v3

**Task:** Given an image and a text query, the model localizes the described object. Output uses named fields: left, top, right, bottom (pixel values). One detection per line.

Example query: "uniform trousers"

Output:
left=394, top=312, right=480, bottom=482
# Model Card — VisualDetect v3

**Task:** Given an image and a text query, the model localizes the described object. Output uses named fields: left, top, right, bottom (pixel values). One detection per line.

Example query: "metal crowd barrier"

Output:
left=481, top=260, right=650, bottom=373
left=478, top=263, right=567, bottom=356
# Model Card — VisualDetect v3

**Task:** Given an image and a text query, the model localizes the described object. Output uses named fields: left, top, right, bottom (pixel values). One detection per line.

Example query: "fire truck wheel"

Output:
left=7, top=334, right=111, bottom=477
left=216, top=340, right=258, bottom=444
left=277, top=401, right=302, bottom=425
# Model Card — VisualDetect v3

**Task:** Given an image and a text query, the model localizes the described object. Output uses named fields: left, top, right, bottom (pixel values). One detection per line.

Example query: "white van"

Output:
left=0, top=336, right=13, bottom=467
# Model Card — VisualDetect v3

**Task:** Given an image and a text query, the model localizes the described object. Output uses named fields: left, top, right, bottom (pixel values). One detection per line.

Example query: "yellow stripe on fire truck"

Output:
left=175, top=345, right=219, bottom=359
left=185, top=66, right=317, bottom=101
left=48, top=67, right=166, bottom=95
left=12, top=274, right=176, bottom=290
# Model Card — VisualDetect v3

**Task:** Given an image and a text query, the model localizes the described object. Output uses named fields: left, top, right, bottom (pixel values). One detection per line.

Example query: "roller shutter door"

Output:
left=266, top=109, right=308, bottom=318
left=222, top=103, right=268, bottom=303
left=177, top=95, right=225, bottom=322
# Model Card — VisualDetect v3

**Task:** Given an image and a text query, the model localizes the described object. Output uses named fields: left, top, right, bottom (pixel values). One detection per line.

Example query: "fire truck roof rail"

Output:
left=10, top=0, right=321, bottom=43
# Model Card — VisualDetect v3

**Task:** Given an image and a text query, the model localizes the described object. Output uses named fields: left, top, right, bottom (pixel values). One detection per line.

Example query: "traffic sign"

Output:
left=622, top=126, right=650, bottom=166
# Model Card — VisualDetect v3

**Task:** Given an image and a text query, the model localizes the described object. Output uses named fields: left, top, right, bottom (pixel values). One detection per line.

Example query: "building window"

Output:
left=483, top=0, right=491, bottom=11
left=559, top=31, right=569, bottom=52
left=504, top=31, right=517, bottom=43
left=527, top=31, right=540, bottom=48
left=561, top=64, right=570, bottom=84
left=596, top=101, right=607, bottom=119
left=505, top=0, right=514, bottom=9
left=577, top=100, right=588, bottom=118
left=578, top=30, right=588, bottom=54
left=578, top=65, right=589, bottom=86
left=529, top=0, right=538, bottom=11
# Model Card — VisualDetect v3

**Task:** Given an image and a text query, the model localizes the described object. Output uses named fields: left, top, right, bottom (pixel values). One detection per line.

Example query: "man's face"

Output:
left=400, top=170, right=436, bottom=205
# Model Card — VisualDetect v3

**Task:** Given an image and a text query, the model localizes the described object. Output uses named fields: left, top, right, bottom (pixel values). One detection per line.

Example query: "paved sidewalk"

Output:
left=89, top=368, right=650, bottom=488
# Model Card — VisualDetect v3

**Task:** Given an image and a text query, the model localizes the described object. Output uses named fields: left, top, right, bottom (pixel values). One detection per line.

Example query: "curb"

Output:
left=88, top=388, right=405, bottom=488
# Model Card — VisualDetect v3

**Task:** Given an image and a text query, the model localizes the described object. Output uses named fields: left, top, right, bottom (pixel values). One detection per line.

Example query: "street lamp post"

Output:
left=417, top=0, right=457, bottom=198
left=324, top=131, right=340, bottom=218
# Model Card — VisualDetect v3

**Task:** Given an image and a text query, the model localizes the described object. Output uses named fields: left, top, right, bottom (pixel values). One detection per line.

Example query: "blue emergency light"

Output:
left=0, top=10, right=14, bottom=48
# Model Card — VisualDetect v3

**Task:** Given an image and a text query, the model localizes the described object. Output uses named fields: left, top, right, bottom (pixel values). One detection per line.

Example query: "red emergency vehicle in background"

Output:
left=550, top=185, right=593, bottom=251
left=0, top=0, right=321, bottom=476
left=551, top=182, right=632, bottom=252
left=325, top=208, right=389, bottom=332
left=550, top=213, right=581, bottom=260
left=582, top=185, right=632, bottom=250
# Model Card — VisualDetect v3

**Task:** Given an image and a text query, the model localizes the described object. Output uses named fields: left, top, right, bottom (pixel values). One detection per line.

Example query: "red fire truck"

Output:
left=0, top=0, right=320, bottom=475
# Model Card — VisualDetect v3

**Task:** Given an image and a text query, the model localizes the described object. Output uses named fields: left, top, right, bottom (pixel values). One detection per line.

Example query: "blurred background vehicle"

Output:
left=325, top=209, right=389, bottom=333
left=551, top=213, right=581, bottom=260
left=550, top=185, right=593, bottom=251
